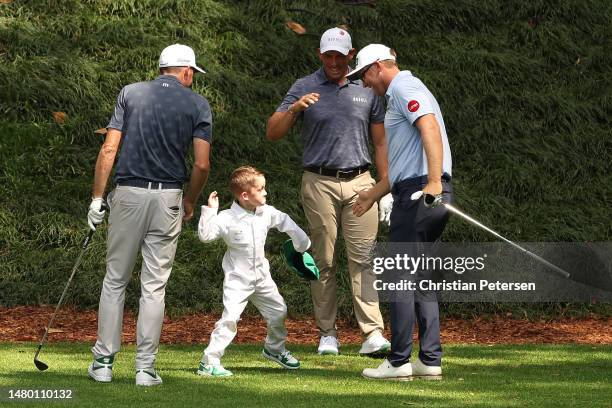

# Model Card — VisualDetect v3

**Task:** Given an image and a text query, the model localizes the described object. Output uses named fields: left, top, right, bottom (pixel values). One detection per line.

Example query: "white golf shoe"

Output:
left=88, top=356, right=113, bottom=383
left=317, top=336, right=339, bottom=355
left=362, top=359, right=412, bottom=381
left=411, top=358, right=442, bottom=379
left=359, top=333, right=391, bottom=355
left=197, top=362, right=233, bottom=377
left=135, top=369, right=163, bottom=386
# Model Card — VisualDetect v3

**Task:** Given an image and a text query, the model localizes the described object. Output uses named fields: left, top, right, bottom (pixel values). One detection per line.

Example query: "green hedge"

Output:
left=0, top=0, right=610, bottom=318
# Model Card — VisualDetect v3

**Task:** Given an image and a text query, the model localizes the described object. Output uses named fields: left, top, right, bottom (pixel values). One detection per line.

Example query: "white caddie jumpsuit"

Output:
left=198, top=202, right=311, bottom=365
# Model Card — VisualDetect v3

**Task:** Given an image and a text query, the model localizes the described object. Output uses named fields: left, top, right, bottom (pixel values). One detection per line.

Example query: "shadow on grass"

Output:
left=2, top=343, right=611, bottom=407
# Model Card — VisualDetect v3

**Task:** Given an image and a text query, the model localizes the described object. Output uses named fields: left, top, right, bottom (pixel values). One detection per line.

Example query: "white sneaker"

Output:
left=197, top=362, right=233, bottom=377
left=362, top=359, right=412, bottom=380
left=135, top=369, right=163, bottom=386
left=317, top=336, right=339, bottom=355
left=88, top=356, right=113, bottom=383
left=411, top=358, right=442, bottom=379
left=359, top=334, right=391, bottom=355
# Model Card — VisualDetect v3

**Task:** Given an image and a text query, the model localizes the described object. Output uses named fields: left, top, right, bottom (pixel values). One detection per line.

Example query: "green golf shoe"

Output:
left=262, top=348, right=300, bottom=369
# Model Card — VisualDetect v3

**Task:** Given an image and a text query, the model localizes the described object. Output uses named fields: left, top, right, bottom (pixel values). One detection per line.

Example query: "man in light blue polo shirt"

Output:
left=348, top=44, right=454, bottom=380
left=266, top=28, right=391, bottom=356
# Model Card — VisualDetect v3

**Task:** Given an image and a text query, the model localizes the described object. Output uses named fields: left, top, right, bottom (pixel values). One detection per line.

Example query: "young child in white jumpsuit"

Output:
left=196, top=166, right=311, bottom=377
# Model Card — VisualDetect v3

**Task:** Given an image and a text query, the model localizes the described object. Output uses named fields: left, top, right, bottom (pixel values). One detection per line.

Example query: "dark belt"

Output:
left=304, top=164, right=370, bottom=180
left=391, top=173, right=452, bottom=195
left=117, top=178, right=182, bottom=190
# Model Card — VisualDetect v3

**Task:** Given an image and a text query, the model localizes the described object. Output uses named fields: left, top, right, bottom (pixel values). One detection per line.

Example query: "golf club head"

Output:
left=410, top=191, right=443, bottom=208
left=34, top=358, right=49, bottom=371
left=34, top=345, right=48, bottom=371
left=424, top=193, right=443, bottom=208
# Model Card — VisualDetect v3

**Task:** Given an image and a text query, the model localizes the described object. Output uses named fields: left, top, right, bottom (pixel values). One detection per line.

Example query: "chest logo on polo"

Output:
left=407, top=100, right=420, bottom=112
left=352, top=96, right=368, bottom=104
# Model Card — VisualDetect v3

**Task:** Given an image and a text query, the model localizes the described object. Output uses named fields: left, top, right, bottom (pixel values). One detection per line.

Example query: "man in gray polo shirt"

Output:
left=349, top=44, right=453, bottom=380
left=86, top=44, right=212, bottom=386
left=266, top=28, right=390, bottom=356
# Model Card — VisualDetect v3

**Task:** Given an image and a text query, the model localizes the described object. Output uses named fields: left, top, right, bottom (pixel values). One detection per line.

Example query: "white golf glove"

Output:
left=87, top=198, right=106, bottom=231
left=378, top=193, right=393, bottom=226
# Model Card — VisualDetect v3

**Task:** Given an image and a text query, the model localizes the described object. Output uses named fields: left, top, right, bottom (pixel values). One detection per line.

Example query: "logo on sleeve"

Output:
left=407, top=100, right=420, bottom=113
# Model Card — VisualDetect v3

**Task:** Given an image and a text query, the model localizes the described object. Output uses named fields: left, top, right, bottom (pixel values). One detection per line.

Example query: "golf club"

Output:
left=412, top=191, right=571, bottom=279
left=34, top=203, right=106, bottom=371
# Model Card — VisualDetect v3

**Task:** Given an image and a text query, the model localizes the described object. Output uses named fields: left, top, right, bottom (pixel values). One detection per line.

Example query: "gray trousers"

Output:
left=91, top=185, right=183, bottom=369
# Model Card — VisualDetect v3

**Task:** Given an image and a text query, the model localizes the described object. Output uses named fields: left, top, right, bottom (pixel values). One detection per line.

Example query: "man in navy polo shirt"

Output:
left=266, top=28, right=391, bottom=356
left=86, top=44, right=212, bottom=386
left=349, top=44, right=453, bottom=380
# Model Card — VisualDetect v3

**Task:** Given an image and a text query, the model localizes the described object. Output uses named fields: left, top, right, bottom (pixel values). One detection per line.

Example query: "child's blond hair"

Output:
left=230, top=166, right=265, bottom=198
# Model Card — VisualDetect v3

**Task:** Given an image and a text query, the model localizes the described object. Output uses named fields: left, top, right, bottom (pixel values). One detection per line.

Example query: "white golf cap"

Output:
left=319, top=27, right=352, bottom=55
left=346, top=43, right=395, bottom=80
left=159, top=43, right=206, bottom=73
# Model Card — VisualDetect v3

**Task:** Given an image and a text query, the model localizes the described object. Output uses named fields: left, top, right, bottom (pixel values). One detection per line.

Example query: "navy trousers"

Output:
left=387, top=175, right=453, bottom=367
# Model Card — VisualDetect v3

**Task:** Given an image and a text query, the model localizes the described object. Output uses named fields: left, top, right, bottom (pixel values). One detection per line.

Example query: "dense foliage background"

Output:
left=1, top=0, right=610, bottom=318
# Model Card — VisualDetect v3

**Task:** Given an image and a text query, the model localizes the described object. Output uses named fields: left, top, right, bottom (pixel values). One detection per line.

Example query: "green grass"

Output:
left=1, top=343, right=610, bottom=407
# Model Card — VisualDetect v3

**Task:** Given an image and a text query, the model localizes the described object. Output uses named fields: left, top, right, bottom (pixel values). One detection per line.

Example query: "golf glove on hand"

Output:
left=87, top=198, right=106, bottom=231
left=379, top=193, right=393, bottom=226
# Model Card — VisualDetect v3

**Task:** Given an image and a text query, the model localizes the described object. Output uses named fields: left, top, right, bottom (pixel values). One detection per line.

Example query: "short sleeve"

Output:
left=370, top=94, right=385, bottom=123
left=106, top=86, right=127, bottom=131
left=276, top=79, right=306, bottom=113
left=395, top=83, right=435, bottom=125
left=193, top=96, right=213, bottom=142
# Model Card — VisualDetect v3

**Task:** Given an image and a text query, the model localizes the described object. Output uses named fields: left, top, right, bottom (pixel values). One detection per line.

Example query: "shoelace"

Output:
left=280, top=350, right=293, bottom=360
left=321, top=336, right=337, bottom=346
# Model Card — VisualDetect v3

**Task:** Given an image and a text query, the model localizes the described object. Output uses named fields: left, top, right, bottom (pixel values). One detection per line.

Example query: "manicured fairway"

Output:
left=1, top=343, right=610, bottom=407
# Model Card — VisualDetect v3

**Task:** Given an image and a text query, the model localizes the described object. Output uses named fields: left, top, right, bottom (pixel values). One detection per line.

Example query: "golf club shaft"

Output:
left=443, top=203, right=570, bottom=279
left=35, top=229, right=95, bottom=355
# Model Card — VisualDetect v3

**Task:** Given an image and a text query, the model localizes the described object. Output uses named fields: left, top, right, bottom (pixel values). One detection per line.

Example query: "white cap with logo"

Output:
left=319, top=27, right=353, bottom=55
left=346, top=43, right=395, bottom=80
left=159, top=43, right=206, bottom=73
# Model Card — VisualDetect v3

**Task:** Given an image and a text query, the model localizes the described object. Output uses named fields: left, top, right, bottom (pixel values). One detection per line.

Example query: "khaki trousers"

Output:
left=301, top=170, right=384, bottom=339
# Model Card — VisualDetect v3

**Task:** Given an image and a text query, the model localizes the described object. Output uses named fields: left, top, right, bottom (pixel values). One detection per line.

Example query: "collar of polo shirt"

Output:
left=230, top=201, right=264, bottom=218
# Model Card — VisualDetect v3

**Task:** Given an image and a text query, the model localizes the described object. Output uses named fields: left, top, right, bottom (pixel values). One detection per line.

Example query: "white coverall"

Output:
left=198, top=202, right=311, bottom=365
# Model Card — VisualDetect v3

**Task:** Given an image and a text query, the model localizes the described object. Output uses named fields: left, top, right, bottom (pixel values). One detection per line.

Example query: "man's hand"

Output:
left=87, top=197, right=106, bottom=231
left=182, top=197, right=195, bottom=222
left=352, top=186, right=376, bottom=217
left=208, top=191, right=219, bottom=209
left=422, top=180, right=442, bottom=196
left=291, top=93, right=320, bottom=113
left=378, top=193, right=393, bottom=226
